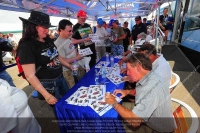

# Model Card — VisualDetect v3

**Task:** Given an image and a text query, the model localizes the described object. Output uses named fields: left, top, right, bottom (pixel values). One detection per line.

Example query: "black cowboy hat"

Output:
left=19, top=11, right=56, bottom=28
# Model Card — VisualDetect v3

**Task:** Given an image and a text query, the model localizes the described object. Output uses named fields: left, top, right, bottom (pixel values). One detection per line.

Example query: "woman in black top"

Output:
left=17, top=11, right=69, bottom=105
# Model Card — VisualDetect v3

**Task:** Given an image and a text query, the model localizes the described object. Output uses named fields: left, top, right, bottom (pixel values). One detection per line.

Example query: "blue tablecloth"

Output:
left=55, top=57, right=126, bottom=133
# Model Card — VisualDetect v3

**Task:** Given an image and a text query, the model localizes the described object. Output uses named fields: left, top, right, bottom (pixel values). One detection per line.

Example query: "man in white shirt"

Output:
left=139, top=44, right=172, bottom=87
left=120, top=43, right=172, bottom=88
left=94, top=18, right=108, bottom=60
left=145, top=34, right=153, bottom=43
left=55, top=19, right=86, bottom=89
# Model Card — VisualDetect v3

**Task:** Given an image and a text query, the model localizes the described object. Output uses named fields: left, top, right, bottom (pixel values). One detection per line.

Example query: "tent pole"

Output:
left=108, top=1, right=115, bottom=14
left=155, top=4, right=160, bottom=51
left=172, top=0, right=182, bottom=41
left=178, top=0, right=191, bottom=43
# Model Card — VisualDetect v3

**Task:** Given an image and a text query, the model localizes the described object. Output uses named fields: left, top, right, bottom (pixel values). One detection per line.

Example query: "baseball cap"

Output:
left=134, top=38, right=145, bottom=48
left=108, top=19, right=115, bottom=26
left=77, top=10, right=87, bottom=18
left=97, top=18, right=104, bottom=26
left=135, top=16, right=141, bottom=21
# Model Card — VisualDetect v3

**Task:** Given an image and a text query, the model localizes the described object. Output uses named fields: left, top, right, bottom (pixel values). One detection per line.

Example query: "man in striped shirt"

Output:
left=105, top=53, right=176, bottom=133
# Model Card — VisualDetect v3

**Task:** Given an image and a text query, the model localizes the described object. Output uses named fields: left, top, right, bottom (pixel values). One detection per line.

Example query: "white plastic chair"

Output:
left=172, top=98, right=199, bottom=133
left=169, top=72, right=180, bottom=92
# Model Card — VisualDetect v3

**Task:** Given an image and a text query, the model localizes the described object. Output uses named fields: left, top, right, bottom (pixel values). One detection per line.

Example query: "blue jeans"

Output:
left=40, top=75, right=69, bottom=100
left=0, top=70, right=15, bottom=87
left=167, top=30, right=173, bottom=41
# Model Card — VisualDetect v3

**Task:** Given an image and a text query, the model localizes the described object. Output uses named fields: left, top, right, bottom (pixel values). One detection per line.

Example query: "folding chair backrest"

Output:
left=173, top=106, right=188, bottom=133
left=172, top=98, right=199, bottom=133
left=170, top=72, right=180, bottom=93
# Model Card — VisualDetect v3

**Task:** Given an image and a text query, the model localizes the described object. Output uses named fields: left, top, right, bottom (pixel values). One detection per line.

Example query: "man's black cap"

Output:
left=135, top=16, right=141, bottom=20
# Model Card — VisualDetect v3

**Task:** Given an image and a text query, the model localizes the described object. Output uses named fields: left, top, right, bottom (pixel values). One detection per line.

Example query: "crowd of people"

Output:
left=0, top=9, right=176, bottom=133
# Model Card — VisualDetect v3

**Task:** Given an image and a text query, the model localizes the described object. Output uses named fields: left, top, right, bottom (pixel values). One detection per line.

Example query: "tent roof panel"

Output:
left=0, top=0, right=174, bottom=20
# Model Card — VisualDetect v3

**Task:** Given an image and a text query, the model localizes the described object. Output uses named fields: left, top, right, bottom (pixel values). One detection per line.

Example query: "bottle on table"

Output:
left=95, top=69, right=99, bottom=85
left=101, top=64, right=107, bottom=79
left=72, top=60, right=78, bottom=76
left=105, top=52, right=109, bottom=63
left=110, top=55, right=114, bottom=67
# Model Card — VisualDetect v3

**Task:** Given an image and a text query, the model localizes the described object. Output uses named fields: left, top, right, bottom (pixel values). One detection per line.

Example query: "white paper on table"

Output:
left=76, top=87, right=89, bottom=106
left=95, top=61, right=110, bottom=68
left=65, top=86, right=88, bottom=106
left=114, top=55, right=123, bottom=59
left=89, top=94, right=122, bottom=116
left=109, top=63, right=120, bottom=75
left=87, top=85, right=106, bottom=102
left=65, top=90, right=79, bottom=105
left=79, top=47, right=93, bottom=56
left=97, top=67, right=111, bottom=75
left=106, top=73, right=124, bottom=85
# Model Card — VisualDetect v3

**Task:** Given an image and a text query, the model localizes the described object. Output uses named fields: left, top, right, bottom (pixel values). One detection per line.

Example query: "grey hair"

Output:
left=138, top=32, right=146, bottom=40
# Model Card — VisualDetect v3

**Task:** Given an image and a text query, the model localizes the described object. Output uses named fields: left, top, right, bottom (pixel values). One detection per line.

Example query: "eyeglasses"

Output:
left=135, top=19, right=140, bottom=21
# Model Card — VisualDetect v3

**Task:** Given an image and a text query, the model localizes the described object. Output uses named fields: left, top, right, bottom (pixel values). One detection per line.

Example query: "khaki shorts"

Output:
left=63, top=66, right=85, bottom=89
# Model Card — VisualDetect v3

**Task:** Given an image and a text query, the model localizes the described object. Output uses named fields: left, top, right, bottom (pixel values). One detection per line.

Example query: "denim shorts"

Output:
left=38, top=75, right=69, bottom=100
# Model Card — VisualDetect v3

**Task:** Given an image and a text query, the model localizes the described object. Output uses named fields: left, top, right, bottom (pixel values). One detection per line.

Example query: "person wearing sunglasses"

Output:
left=55, top=19, right=86, bottom=89
left=130, top=16, right=147, bottom=45
left=105, top=53, right=176, bottom=133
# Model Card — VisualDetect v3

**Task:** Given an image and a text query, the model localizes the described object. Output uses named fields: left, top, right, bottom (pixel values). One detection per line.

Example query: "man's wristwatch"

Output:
left=112, top=102, right=118, bottom=109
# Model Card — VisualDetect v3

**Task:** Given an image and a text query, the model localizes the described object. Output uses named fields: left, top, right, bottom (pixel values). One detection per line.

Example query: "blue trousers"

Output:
left=0, top=70, right=15, bottom=87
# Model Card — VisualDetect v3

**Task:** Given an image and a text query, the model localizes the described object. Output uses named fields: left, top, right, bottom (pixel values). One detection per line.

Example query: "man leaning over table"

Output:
left=120, top=44, right=172, bottom=88
left=105, top=53, right=176, bottom=133
left=138, top=44, right=172, bottom=87
left=55, top=19, right=86, bottom=89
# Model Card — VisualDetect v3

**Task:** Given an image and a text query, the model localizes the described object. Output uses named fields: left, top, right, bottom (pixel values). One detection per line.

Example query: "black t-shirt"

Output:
left=72, top=23, right=95, bottom=50
left=17, top=39, right=62, bottom=79
left=123, top=28, right=131, bottom=44
left=0, top=41, right=13, bottom=69
left=72, top=23, right=96, bottom=68
left=159, top=15, right=168, bottom=30
left=131, top=22, right=147, bottom=42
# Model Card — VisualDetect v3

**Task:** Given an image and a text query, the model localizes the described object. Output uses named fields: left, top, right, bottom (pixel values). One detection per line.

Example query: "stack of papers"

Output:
left=65, top=85, right=121, bottom=116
